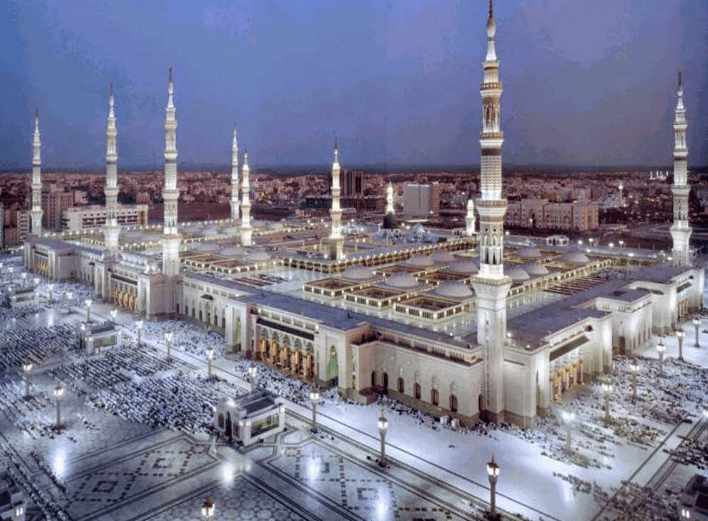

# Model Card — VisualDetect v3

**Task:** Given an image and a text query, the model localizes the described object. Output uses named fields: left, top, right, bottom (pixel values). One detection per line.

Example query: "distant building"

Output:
left=0, top=472, right=26, bottom=521
left=678, top=474, right=708, bottom=521
left=506, top=199, right=599, bottom=231
left=61, top=204, right=148, bottom=231
left=42, top=190, right=74, bottom=231
left=403, top=183, right=441, bottom=220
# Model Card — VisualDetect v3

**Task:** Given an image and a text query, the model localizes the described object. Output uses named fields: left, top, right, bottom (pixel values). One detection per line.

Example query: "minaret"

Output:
left=670, top=71, right=691, bottom=267
left=161, top=68, right=181, bottom=278
left=328, top=141, right=344, bottom=260
left=471, top=0, right=512, bottom=424
left=240, top=150, right=252, bottom=246
left=465, top=195, right=476, bottom=236
left=385, top=183, right=395, bottom=215
left=230, top=126, right=240, bottom=221
left=103, top=84, right=120, bottom=251
left=30, top=111, right=43, bottom=235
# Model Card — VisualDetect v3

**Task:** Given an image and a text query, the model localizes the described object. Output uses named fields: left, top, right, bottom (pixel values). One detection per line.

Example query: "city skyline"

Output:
left=1, top=0, right=707, bottom=170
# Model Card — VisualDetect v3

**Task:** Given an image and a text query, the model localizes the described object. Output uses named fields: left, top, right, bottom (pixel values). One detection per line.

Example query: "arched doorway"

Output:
left=382, top=372, right=389, bottom=394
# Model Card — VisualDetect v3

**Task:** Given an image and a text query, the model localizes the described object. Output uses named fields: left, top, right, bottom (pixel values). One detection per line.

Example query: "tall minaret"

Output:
left=385, top=182, right=395, bottom=215
left=30, top=111, right=43, bottom=235
left=104, top=84, right=120, bottom=251
left=670, top=71, right=691, bottom=267
left=230, top=126, right=240, bottom=221
left=328, top=141, right=344, bottom=260
left=161, top=68, right=181, bottom=278
left=465, top=192, right=476, bottom=236
left=240, top=150, right=252, bottom=246
left=471, top=0, right=511, bottom=424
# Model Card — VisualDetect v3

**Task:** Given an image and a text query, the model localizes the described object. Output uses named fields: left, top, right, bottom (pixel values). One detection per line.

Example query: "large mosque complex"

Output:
left=21, top=3, right=703, bottom=428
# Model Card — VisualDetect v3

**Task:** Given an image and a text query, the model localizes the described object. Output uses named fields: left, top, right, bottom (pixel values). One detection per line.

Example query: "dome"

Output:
left=446, top=260, right=479, bottom=275
left=194, top=242, right=219, bottom=252
left=224, top=226, right=240, bottom=234
left=382, top=213, right=398, bottom=229
left=523, top=262, right=549, bottom=276
left=248, top=250, right=271, bottom=262
left=412, top=223, right=425, bottom=234
left=342, top=267, right=376, bottom=280
left=516, top=246, right=542, bottom=259
left=219, top=246, right=243, bottom=257
left=199, top=228, right=219, bottom=237
left=429, top=250, right=455, bottom=263
left=558, top=251, right=589, bottom=264
left=435, top=282, right=473, bottom=299
left=505, top=266, right=529, bottom=282
left=385, top=273, right=420, bottom=289
left=122, top=229, right=143, bottom=239
left=405, top=255, right=434, bottom=267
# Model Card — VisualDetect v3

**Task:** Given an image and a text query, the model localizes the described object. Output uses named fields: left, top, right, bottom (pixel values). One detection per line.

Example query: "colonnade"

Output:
left=551, top=358, right=583, bottom=402
left=256, top=330, right=316, bottom=381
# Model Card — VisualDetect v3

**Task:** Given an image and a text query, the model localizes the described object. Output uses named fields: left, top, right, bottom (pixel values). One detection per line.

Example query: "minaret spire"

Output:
left=670, top=70, right=691, bottom=266
left=471, top=2, right=512, bottom=425
left=230, top=125, right=240, bottom=221
left=328, top=139, right=344, bottom=260
left=240, top=149, right=252, bottom=246
left=162, top=67, right=181, bottom=280
left=103, top=83, right=120, bottom=251
left=30, top=110, right=43, bottom=235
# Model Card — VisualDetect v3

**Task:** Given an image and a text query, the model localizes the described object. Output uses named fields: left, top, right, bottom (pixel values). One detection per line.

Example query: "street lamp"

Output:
left=136, top=320, right=143, bottom=346
left=54, top=381, right=65, bottom=429
left=310, top=387, right=319, bottom=433
left=206, top=345, right=214, bottom=379
left=377, top=407, right=388, bottom=467
left=602, top=378, right=612, bottom=423
left=47, top=283, right=54, bottom=304
left=487, top=455, right=500, bottom=520
left=657, top=338, right=666, bottom=376
left=165, top=331, right=173, bottom=361
left=694, top=317, right=700, bottom=348
left=561, top=409, right=575, bottom=452
left=33, top=277, right=40, bottom=287
left=248, top=363, right=257, bottom=392
left=110, top=309, right=117, bottom=322
left=23, top=359, right=33, bottom=397
left=677, top=329, right=685, bottom=361
left=629, top=359, right=639, bottom=403
left=85, top=299, right=92, bottom=322
left=201, top=493, right=215, bottom=520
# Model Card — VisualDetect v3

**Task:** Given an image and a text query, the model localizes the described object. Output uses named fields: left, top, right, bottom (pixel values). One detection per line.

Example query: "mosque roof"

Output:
left=404, top=255, right=434, bottom=267
left=557, top=251, right=590, bottom=264
left=341, top=266, right=377, bottom=280
left=384, top=273, right=421, bottom=288
left=516, top=246, right=543, bottom=259
left=429, top=250, right=455, bottom=263
left=445, top=260, right=479, bottom=275
left=505, top=266, right=529, bottom=282
left=435, top=282, right=473, bottom=298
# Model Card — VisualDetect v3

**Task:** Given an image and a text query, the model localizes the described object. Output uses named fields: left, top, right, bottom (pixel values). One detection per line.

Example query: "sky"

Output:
left=0, top=0, right=706, bottom=171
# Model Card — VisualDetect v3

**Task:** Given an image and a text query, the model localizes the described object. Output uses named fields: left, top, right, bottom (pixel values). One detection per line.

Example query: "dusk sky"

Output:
left=1, top=0, right=706, bottom=170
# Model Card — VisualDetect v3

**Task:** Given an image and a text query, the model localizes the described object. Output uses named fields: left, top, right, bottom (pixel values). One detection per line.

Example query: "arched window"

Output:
left=414, top=382, right=421, bottom=400
left=371, top=371, right=376, bottom=387
left=383, top=372, right=389, bottom=390
left=449, top=394, right=458, bottom=412
left=218, top=413, right=224, bottom=429
left=431, top=388, right=439, bottom=406
left=397, top=377, right=405, bottom=394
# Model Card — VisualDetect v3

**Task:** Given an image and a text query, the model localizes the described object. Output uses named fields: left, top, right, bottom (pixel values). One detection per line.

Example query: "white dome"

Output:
left=505, top=266, right=530, bottom=282
left=446, top=260, right=479, bottom=275
left=248, top=250, right=271, bottom=262
left=405, top=255, right=434, bottom=267
left=219, top=246, right=243, bottom=257
left=523, top=262, right=549, bottom=276
left=385, top=273, right=420, bottom=289
left=342, top=267, right=377, bottom=280
left=429, top=250, right=455, bottom=263
left=199, top=228, right=219, bottom=237
left=516, top=246, right=542, bottom=259
left=194, top=242, right=219, bottom=252
left=435, top=282, right=473, bottom=298
left=558, top=251, right=589, bottom=264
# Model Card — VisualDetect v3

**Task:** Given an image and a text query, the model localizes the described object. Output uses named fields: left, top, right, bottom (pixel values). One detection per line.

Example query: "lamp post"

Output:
left=33, top=277, right=40, bottom=287
left=487, top=455, right=500, bottom=520
left=85, top=298, right=92, bottom=322
left=248, top=363, right=257, bottom=392
left=54, top=381, right=65, bottom=429
left=23, top=359, right=33, bottom=397
left=201, top=493, right=215, bottom=520
left=561, top=409, right=575, bottom=452
left=677, top=329, right=685, bottom=361
left=657, top=338, right=666, bottom=376
left=629, top=359, right=639, bottom=403
left=136, top=320, right=143, bottom=347
left=47, top=283, right=54, bottom=305
left=694, top=317, right=700, bottom=348
left=377, top=407, right=388, bottom=467
left=602, top=378, right=612, bottom=423
left=310, top=387, right=319, bottom=433
left=206, top=345, right=214, bottom=379
left=110, top=309, right=117, bottom=322
left=66, top=291, right=73, bottom=313
left=165, top=331, right=173, bottom=361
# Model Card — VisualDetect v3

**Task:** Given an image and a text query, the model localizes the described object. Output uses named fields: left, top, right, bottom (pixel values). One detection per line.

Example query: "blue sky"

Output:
left=0, top=0, right=706, bottom=170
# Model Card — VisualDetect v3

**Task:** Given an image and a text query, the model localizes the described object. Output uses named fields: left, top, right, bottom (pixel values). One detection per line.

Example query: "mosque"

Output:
left=22, top=2, right=703, bottom=427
